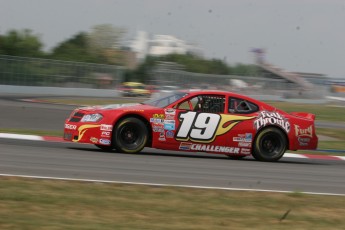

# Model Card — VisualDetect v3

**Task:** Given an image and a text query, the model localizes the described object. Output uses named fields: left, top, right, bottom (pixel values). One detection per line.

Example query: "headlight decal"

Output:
left=80, top=113, right=103, bottom=122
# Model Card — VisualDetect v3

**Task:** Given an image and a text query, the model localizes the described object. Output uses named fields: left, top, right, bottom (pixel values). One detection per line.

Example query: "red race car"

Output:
left=63, top=90, right=318, bottom=162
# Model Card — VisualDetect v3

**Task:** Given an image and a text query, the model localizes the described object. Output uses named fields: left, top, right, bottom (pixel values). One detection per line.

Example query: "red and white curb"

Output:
left=0, top=133, right=63, bottom=142
left=1, top=133, right=344, bottom=161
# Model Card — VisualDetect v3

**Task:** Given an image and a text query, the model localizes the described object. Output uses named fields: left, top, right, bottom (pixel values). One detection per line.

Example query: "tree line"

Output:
left=0, top=25, right=257, bottom=82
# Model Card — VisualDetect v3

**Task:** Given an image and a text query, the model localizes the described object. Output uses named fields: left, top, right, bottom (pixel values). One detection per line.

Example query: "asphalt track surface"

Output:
left=0, top=96, right=345, bottom=195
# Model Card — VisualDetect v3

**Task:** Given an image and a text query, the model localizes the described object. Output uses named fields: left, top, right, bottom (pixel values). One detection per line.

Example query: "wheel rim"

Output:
left=121, top=126, right=137, bottom=144
left=118, top=123, right=144, bottom=149
left=260, top=133, right=282, bottom=157
left=120, top=125, right=137, bottom=143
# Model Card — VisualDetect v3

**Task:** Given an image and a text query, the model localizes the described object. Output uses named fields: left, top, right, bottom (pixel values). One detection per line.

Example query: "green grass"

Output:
left=316, top=128, right=345, bottom=150
left=268, top=102, right=345, bottom=123
left=0, top=177, right=344, bottom=230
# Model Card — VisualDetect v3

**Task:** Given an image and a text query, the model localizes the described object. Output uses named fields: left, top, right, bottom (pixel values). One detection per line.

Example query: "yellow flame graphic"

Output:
left=72, top=124, right=101, bottom=142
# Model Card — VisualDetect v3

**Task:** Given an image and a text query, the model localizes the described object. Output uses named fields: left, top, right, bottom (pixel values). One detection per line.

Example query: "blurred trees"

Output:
left=129, top=54, right=257, bottom=82
left=49, top=24, right=126, bottom=65
left=88, top=24, right=126, bottom=64
left=0, top=27, right=257, bottom=82
left=49, top=32, right=99, bottom=63
left=0, top=29, right=44, bottom=57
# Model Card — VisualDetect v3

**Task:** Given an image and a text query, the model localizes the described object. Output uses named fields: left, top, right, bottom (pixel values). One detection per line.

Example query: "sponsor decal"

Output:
left=99, top=139, right=111, bottom=145
left=101, top=131, right=111, bottom=137
left=153, top=114, right=164, bottom=119
left=165, top=115, right=175, bottom=120
left=90, top=137, right=98, bottom=143
left=164, top=120, right=175, bottom=130
left=65, top=124, right=77, bottom=130
left=254, top=111, right=290, bottom=133
left=166, top=130, right=174, bottom=138
left=295, top=125, right=313, bottom=138
left=233, top=133, right=252, bottom=142
left=179, top=142, right=192, bottom=150
left=153, top=127, right=165, bottom=133
left=150, top=118, right=164, bottom=123
left=240, top=148, right=251, bottom=155
left=238, top=142, right=252, bottom=147
left=179, top=143, right=240, bottom=154
left=298, top=137, right=311, bottom=146
left=100, top=124, right=113, bottom=131
left=164, top=108, right=176, bottom=119
left=153, top=123, right=164, bottom=128
left=176, top=112, right=254, bottom=143
left=159, top=132, right=166, bottom=141
left=191, top=144, right=240, bottom=154
left=164, top=108, right=176, bottom=115
left=295, top=125, right=313, bottom=146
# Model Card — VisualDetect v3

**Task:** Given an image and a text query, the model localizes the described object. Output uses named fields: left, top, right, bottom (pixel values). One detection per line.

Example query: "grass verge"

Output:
left=268, top=101, right=345, bottom=123
left=0, top=177, right=344, bottom=230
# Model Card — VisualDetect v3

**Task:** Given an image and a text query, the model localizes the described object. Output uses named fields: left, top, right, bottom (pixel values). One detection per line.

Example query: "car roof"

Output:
left=184, top=90, right=262, bottom=103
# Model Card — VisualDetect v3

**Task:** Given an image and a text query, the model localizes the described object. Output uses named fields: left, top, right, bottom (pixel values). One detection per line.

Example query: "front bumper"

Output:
left=63, top=122, right=113, bottom=146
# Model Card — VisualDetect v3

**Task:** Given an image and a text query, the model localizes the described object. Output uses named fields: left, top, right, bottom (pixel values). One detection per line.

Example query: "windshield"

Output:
left=143, top=92, right=188, bottom=108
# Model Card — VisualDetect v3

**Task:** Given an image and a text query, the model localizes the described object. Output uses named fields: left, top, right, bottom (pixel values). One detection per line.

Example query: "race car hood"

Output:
left=78, top=103, right=140, bottom=111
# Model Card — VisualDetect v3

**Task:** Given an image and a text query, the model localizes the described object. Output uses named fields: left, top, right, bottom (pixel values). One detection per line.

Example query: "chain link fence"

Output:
left=0, top=55, right=328, bottom=99
left=0, top=55, right=125, bottom=89
left=151, top=64, right=328, bottom=99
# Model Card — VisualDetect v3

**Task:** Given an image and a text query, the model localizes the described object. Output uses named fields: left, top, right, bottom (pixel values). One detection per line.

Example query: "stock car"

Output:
left=63, top=90, right=318, bottom=162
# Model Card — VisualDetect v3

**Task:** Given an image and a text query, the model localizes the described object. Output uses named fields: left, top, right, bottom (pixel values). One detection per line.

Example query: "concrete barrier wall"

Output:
left=0, top=85, right=120, bottom=97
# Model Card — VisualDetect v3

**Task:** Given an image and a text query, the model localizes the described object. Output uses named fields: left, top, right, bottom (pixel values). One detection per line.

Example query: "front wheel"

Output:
left=113, top=117, right=148, bottom=153
left=252, top=127, right=287, bottom=162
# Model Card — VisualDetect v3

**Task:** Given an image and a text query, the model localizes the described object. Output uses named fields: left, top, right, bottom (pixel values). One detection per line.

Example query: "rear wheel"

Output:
left=113, top=117, right=148, bottom=153
left=252, top=127, right=287, bottom=162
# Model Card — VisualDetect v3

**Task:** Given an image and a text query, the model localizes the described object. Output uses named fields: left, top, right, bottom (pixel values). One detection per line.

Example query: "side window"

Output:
left=177, top=100, right=191, bottom=110
left=175, top=95, right=225, bottom=113
left=194, top=95, right=225, bottom=113
left=175, top=97, right=199, bottom=110
left=229, top=97, right=259, bottom=114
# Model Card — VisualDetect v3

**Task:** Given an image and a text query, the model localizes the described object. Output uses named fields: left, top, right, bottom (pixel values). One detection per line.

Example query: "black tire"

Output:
left=95, top=144, right=114, bottom=151
left=113, top=117, right=148, bottom=153
left=252, top=127, right=287, bottom=162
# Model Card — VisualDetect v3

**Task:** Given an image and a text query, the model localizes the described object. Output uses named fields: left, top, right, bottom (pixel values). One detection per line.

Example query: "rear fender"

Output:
left=289, top=112, right=315, bottom=121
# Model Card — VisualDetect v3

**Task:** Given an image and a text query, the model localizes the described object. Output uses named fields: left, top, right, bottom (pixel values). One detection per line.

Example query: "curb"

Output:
left=0, top=133, right=344, bottom=161
left=0, top=133, right=63, bottom=142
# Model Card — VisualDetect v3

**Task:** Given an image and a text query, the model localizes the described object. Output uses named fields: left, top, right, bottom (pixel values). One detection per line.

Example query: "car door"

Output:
left=154, top=94, right=228, bottom=151
left=223, top=97, right=260, bottom=154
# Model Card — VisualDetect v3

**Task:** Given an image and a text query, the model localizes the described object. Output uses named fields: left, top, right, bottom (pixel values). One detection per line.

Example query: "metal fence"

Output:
left=0, top=55, right=328, bottom=99
left=151, top=65, right=328, bottom=99
left=0, top=55, right=125, bottom=89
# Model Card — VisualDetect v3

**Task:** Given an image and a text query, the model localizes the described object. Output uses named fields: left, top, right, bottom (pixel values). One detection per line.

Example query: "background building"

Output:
left=130, top=31, right=202, bottom=62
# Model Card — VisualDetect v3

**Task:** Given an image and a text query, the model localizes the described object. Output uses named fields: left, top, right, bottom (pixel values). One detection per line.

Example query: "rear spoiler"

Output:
left=290, top=112, right=315, bottom=121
